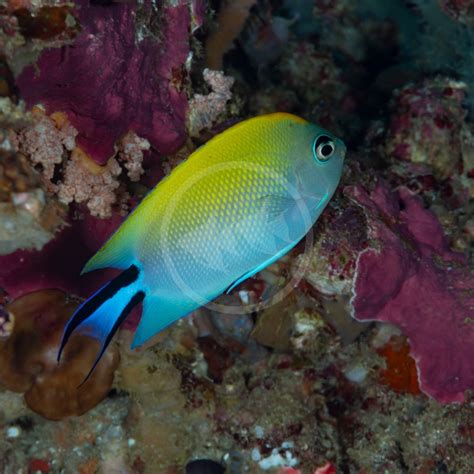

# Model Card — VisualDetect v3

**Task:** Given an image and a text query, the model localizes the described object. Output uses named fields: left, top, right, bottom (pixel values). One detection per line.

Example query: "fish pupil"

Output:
left=321, top=144, right=334, bottom=157
left=313, top=135, right=335, bottom=162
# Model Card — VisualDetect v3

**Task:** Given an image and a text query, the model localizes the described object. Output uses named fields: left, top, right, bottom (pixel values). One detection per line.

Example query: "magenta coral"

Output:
left=16, top=0, right=190, bottom=164
left=347, top=181, right=474, bottom=403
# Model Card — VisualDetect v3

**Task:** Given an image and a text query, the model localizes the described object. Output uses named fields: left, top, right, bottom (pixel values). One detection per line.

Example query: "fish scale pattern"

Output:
left=141, top=163, right=290, bottom=295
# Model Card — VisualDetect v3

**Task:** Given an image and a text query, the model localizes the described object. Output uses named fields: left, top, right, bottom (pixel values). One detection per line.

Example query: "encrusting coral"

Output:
left=347, top=181, right=474, bottom=403
left=0, top=99, right=66, bottom=254
left=0, top=289, right=119, bottom=420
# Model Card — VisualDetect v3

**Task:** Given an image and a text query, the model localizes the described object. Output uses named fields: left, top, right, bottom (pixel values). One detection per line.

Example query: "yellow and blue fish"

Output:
left=58, top=113, right=346, bottom=377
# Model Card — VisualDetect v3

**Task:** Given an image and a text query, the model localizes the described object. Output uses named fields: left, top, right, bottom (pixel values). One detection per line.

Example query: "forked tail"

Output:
left=57, top=264, right=145, bottom=385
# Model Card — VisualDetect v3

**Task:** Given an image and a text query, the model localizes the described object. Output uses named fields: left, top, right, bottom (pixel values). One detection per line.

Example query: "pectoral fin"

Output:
left=226, top=193, right=321, bottom=294
left=257, top=194, right=297, bottom=221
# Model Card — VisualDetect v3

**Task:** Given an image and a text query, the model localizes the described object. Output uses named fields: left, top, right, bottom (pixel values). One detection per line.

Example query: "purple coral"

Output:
left=347, top=181, right=474, bottom=403
left=17, top=0, right=190, bottom=164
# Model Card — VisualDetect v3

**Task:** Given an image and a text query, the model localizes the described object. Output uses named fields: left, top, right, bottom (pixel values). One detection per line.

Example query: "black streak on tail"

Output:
left=78, top=290, right=145, bottom=387
left=57, top=265, right=140, bottom=364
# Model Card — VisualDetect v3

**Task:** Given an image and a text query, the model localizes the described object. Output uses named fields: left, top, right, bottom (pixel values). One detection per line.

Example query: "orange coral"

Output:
left=377, top=337, right=421, bottom=395
left=0, top=289, right=119, bottom=420
left=205, top=0, right=256, bottom=69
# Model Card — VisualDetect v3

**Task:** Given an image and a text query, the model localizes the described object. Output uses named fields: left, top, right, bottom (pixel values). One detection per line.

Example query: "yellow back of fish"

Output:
left=83, top=113, right=309, bottom=273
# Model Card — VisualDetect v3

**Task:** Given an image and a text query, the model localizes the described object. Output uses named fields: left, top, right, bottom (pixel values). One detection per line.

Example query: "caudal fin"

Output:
left=57, top=265, right=145, bottom=385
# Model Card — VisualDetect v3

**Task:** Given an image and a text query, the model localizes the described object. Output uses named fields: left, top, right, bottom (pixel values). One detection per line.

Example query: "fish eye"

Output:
left=313, top=135, right=336, bottom=163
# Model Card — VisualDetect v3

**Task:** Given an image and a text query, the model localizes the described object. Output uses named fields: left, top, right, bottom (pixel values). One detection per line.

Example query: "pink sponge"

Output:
left=347, top=182, right=474, bottom=403
left=17, top=0, right=190, bottom=164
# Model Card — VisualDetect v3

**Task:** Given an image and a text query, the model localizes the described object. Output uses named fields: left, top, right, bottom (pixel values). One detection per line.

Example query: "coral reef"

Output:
left=0, top=99, right=66, bottom=254
left=16, top=0, right=191, bottom=164
left=18, top=108, right=77, bottom=185
left=0, top=3, right=79, bottom=79
left=0, top=210, right=123, bottom=300
left=439, top=0, right=474, bottom=24
left=0, top=0, right=473, bottom=472
left=0, top=289, right=119, bottom=420
left=384, top=77, right=468, bottom=180
left=347, top=182, right=474, bottom=403
left=188, top=69, right=235, bottom=137
left=16, top=108, right=150, bottom=218
left=440, top=0, right=474, bottom=24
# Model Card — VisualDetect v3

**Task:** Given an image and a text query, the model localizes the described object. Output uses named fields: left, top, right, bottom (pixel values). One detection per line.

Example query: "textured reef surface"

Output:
left=0, top=0, right=473, bottom=473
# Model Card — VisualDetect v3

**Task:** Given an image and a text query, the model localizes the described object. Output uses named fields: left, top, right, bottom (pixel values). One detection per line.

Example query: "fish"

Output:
left=57, top=112, right=346, bottom=380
